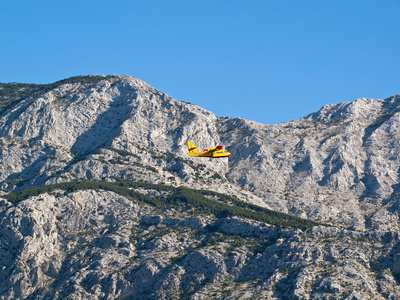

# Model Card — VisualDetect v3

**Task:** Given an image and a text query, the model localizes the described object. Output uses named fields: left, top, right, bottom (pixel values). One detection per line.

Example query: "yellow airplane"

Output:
left=187, top=141, right=231, bottom=158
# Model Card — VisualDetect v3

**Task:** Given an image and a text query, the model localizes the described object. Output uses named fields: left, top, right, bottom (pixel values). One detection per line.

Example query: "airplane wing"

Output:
left=204, top=145, right=223, bottom=153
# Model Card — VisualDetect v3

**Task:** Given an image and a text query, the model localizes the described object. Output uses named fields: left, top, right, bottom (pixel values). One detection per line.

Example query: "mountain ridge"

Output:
left=1, top=74, right=400, bottom=299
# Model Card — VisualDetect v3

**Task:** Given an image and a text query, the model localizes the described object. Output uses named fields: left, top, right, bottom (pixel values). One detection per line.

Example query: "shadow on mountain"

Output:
left=362, top=118, right=387, bottom=147
left=70, top=100, right=133, bottom=157
left=371, top=232, right=400, bottom=284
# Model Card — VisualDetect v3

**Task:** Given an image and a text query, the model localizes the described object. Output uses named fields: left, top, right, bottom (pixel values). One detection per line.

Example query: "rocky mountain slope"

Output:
left=219, top=95, right=400, bottom=230
left=1, top=75, right=400, bottom=299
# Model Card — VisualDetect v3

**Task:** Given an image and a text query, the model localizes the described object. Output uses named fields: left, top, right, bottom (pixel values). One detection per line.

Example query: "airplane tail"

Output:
left=187, top=141, right=198, bottom=156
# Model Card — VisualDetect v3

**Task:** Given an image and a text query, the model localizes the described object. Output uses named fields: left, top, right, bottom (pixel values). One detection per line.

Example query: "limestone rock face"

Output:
left=2, top=191, right=399, bottom=299
left=0, top=75, right=249, bottom=203
left=218, top=96, right=400, bottom=230
left=1, top=75, right=400, bottom=298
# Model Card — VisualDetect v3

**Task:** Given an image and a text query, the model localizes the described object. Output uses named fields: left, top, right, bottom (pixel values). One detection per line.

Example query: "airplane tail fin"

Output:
left=187, top=141, right=198, bottom=156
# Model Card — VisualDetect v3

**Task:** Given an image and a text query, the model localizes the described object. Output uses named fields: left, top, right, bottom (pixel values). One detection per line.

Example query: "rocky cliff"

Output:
left=1, top=75, right=400, bottom=299
left=219, top=96, right=400, bottom=230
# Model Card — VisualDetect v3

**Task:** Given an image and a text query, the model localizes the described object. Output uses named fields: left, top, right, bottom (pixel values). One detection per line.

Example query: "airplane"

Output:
left=187, top=141, right=231, bottom=158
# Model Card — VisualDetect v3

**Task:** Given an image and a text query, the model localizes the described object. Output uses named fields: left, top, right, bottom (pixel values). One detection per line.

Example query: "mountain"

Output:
left=1, top=75, right=400, bottom=299
left=219, top=96, right=400, bottom=230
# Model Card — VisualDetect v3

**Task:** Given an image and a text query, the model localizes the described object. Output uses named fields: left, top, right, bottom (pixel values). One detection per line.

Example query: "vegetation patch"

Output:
left=3, top=179, right=320, bottom=230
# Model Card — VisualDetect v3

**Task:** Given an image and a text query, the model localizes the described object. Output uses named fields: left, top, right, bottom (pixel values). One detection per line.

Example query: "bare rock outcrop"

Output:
left=1, top=75, right=400, bottom=298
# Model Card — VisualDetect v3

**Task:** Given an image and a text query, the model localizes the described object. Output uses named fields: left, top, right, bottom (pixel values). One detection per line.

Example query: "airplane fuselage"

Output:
left=189, top=150, right=231, bottom=158
left=187, top=141, right=231, bottom=158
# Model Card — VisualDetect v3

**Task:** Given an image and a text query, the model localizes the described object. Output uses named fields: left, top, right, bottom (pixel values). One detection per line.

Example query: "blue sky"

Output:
left=1, top=1, right=399, bottom=124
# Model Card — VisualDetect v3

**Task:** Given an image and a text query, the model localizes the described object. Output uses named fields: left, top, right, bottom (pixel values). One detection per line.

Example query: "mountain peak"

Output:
left=306, top=95, right=400, bottom=125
